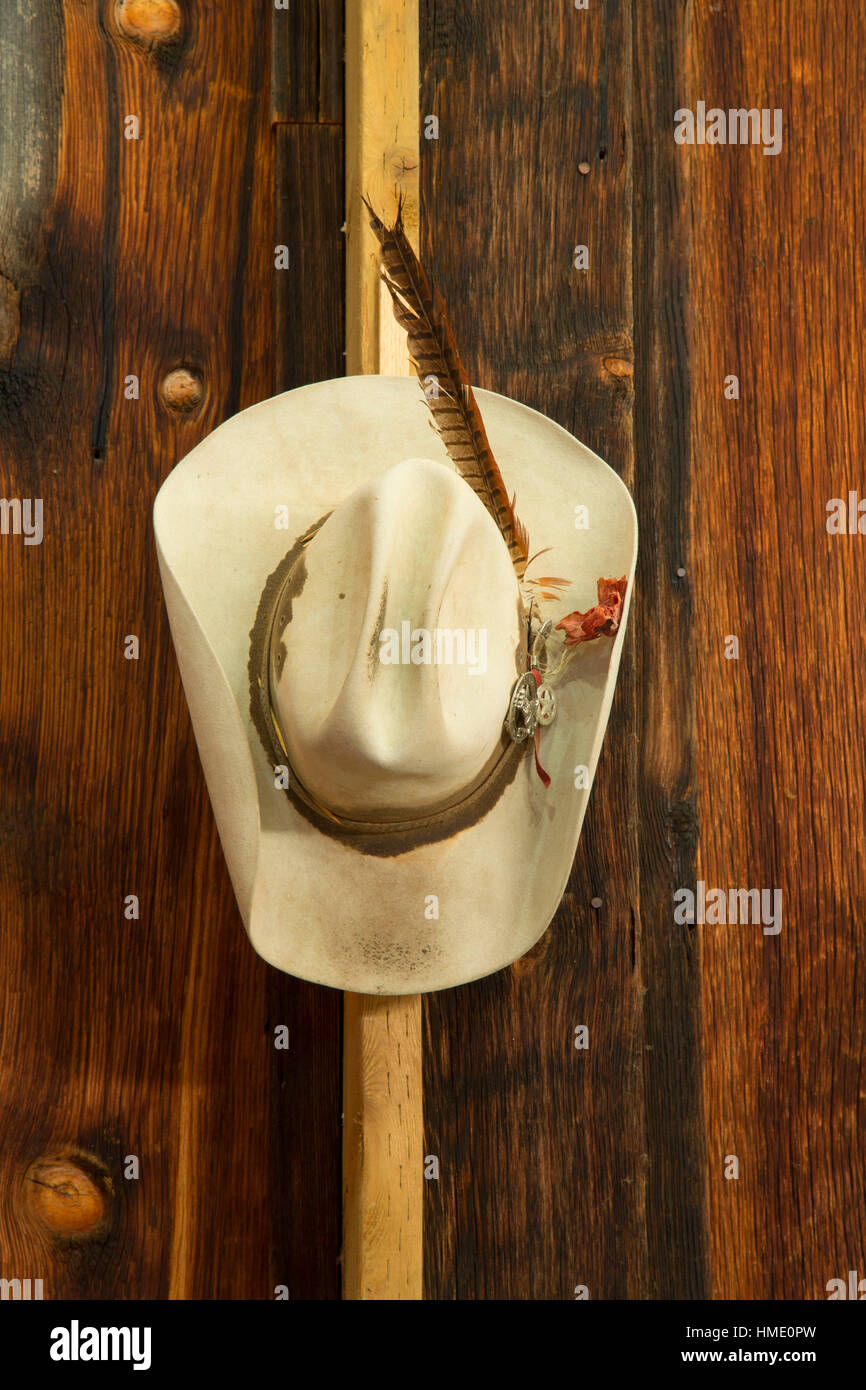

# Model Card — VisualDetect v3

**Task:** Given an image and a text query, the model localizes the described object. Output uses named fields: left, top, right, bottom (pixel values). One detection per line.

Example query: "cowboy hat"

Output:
left=153, top=374, right=637, bottom=994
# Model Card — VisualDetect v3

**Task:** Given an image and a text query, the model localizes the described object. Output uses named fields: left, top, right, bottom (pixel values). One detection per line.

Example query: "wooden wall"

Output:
left=0, top=0, right=863, bottom=1300
left=420, top=0, right=702, bottom=1301
left=0, top=0, right=342, bottom=1301
left=420, top=0, right=865, bottom=1300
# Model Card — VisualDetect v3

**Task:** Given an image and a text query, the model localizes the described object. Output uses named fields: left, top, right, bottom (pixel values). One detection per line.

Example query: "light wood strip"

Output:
left=345, top=0, right=419, bottom=376
left=342, top=0, right=423, bottom=1302
left=342, top=994, right=423, bottom=1299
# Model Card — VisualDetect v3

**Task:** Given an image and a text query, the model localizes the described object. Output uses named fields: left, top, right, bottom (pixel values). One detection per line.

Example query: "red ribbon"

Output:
left=531, top=667, right=551, bottom=788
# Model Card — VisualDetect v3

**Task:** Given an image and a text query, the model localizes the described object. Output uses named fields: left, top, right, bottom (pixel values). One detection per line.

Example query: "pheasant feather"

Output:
left=365, top=198, right=531, bottom=578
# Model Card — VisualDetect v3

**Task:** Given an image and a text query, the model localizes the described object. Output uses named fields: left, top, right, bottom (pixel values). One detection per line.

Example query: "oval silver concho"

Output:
left=505, top=671, right=539, bottom=742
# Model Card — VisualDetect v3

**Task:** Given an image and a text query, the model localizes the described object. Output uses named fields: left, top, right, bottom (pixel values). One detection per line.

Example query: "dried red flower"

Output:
left=555, top=576, right=628, bottom=647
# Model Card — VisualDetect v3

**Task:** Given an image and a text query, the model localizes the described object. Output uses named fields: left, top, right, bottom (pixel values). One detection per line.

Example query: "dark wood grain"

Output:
left=0, top=0, right=64, bottom=365
left=631, top=0, right=710, bottom=1298
left=420, top=0, right=650, bottom=1300
left=275, top=124, right=344, bottom=392
left=422, top=0, right=865, bottom=1302
left=689, top=0, right=866, bottom=1299
left=271, top=0, right=343, bottom=125
left=0, top=0, right=341, bottom=1299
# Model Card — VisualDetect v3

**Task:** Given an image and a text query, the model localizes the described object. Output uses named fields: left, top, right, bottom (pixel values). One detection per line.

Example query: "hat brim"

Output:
left=153, top=376, right=637, bottom=994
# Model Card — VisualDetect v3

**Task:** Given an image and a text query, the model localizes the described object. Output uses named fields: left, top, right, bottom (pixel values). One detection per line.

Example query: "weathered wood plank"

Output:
left=0, top=0, right=341, bottom=1299
left=631, top=0, right=710, bottom=1298
left=0, top=0, right=64, bottom=365
left=271, top=0, right=344, bottom=125
left=689, top=0, right=866, bottom=1299
left=419, top=0, right=648, bottom=1300
left=275, top=124, right=344, bottom=392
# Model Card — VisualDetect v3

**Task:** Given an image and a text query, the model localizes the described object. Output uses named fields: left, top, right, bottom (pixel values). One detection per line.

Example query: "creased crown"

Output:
left=269, top=457, right=523, bottom=820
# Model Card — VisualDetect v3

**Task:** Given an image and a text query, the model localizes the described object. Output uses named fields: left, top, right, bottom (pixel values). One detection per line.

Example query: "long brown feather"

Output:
left=365, top=198, right=530, bottom=578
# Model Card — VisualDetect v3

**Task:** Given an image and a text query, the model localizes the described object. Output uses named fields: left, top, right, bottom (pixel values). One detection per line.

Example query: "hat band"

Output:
left=248, top=519, right=529, bottom=857
left=266, top=706, right=524, bottom=836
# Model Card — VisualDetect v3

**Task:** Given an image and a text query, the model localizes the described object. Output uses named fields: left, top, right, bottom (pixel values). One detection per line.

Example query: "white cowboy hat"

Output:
left=153, top=374, right=637, bottom=994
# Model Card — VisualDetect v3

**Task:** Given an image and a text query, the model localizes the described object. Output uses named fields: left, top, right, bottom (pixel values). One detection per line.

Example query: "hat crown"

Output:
left=270, top=456, right=523, bottom=820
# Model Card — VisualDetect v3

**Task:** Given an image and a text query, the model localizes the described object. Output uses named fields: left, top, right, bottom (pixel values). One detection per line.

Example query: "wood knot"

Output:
left=23, top=1154, right=111, bottom=1239
left=386, top=146, right=419, bottom=184
left=115, top=0, right=182, bottom=44
left=160, top=366, right=204, bottom=413
left=602, top=355, right=633, bottom=379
